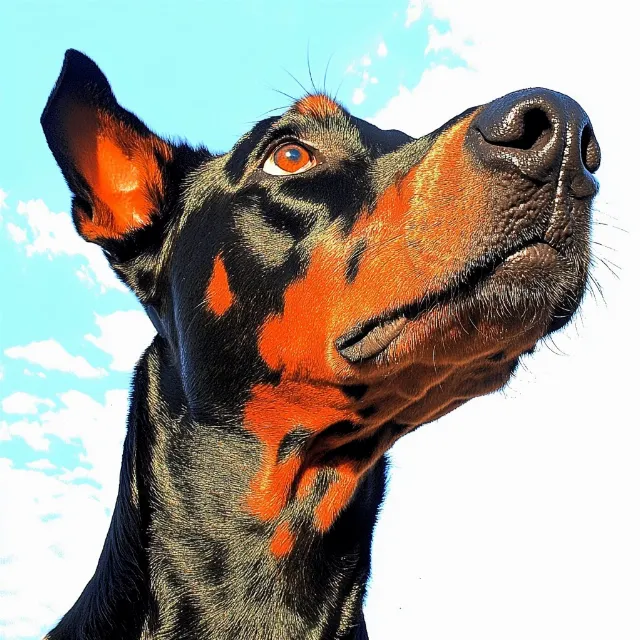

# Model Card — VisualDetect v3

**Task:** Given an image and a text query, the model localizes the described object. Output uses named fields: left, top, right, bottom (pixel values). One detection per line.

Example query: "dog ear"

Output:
left=41, top=49, right=174, bottom=245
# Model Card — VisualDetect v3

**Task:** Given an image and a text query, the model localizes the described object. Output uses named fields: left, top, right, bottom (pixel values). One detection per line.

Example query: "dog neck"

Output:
left=47, top=337, right=384, bottom=640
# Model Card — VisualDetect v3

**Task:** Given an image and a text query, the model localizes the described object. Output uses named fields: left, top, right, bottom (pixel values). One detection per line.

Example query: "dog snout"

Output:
left=469, top=88, right=601, bottom=197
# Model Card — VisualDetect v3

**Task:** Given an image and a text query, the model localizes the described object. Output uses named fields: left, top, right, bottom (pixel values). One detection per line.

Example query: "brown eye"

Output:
left=263, top=142, right=316, bottom=175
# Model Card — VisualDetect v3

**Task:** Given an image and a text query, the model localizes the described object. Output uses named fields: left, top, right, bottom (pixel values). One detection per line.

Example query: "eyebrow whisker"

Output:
left=281, top=67, right=310, bottom=99
left=306, top=42, right=318, bottom=94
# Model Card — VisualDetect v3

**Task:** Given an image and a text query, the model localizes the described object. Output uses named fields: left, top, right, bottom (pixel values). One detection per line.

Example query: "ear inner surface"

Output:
left=41, top=49, right=173, bottom=242
left=69, top=104, right=173, bottom=241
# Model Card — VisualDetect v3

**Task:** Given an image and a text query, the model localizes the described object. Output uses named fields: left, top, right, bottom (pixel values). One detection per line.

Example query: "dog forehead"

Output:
left=230, top=94, right=411, bottom=164
left=175, top=93, right=422, bottom=262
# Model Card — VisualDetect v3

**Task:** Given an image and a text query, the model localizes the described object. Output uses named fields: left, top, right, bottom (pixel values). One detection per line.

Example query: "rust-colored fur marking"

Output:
left=207, top=256, right=234, bottom=315
left=66, top=105, right=171, bottom=241
left=294, top=94, right=341, bottom=119
left=270, top=521, right=295, bottom=558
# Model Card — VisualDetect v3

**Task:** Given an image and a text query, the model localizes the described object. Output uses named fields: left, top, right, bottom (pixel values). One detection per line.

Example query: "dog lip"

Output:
left=335, top=316, right=409, bottom=363
left=336, top=239, right=555, bottom=364
left=494, top=241, right=558, bottom=271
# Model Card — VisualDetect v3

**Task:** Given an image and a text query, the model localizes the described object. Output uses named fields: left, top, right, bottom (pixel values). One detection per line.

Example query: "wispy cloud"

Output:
left=1, top=392, right=55, bottom=415
left=2, top=388, right=128, bottom=494
left=0, top=418, right=51, bottom=450
left=352, top=87, right=366, bottom=105
left=424, top=23, right=471, bottom=59
left=4, top=339, right=107, bottom=379
left=26, top=458, right=57, bottom=471
left=347, top=57, right=382, bottom=106
left=85, top=310, right=155, bottom=372
left=23, top=368, right=46, bottom=379
left=6, top=198, right=127, bottom=292
left=405, top=0, right=427, bottom=26
left=0, top=187, right=8, bottom=216
left=5, top=221, right=26, bottom=243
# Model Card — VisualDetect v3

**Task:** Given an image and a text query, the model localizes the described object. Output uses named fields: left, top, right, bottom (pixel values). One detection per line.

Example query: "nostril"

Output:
left=479, top=107, right=553, bottom=151
left=581, top=124, right=601, bottom=173
left=501, top=108, right=552, bottom=151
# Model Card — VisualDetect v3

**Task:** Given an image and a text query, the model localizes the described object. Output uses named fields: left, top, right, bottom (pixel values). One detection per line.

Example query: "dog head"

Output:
left=42, top=49, right=599, bottom=530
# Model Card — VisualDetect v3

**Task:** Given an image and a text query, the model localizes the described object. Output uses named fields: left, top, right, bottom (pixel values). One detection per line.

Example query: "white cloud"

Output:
left=371, top=65, right=481, bottom=136
left=0, top=388, right=128, bottom=637
left=9, top=199, right=127, bottom=293
left=85, top=310, right=156, bottom=372
left=26, top=458, right=57, bottom=471
left=23, top=368, right=46, bottom=379
left=1, top=392, right=54, bottom=415
left=5, top=222, right=26, bottom=244
left=352, top=87, right=366, bottom=105
left=378, top=0, right=635, bottom=138
left=0, top=460, right=114, bottom=639
left=0, top=188, right=7, bottom=223
left=4, top=339, right=107, bottom=379
left=348, top=48, right=382, bottom=104
left=57, top=466, right=94, bottom=482
left=75, top=263, right=96, bottom=287
left=13, top=389, right=127, bottom=492
left=405, top=0, right=427, bottom=26
left=424, top=23, right=471, bottom=58
left=0, top=418, right=50, bottom=451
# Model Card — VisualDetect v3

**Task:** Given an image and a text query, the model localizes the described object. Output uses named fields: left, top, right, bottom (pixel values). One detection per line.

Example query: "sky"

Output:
left=0, top=1, right=638, bottom=638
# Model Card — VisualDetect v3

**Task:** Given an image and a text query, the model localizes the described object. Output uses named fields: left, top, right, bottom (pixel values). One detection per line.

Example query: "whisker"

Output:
left=332, top=72, right=348, bottom=103
left=592, top=240, right=617, bottom=253
left=282, top=67, right=310, bottom=98
left=592, top=220, right=629, bottom=233
left=594, top=254, right=621, bottom=279
left=306, top=43, right=318, bottom=94
left=270, top=86, right=299, bottom=103
left=323, top=53, right=335, bottom=96
left=253, top=103, right=291, bottom=120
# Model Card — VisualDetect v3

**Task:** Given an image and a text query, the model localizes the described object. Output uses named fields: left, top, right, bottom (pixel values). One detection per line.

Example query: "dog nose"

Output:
left=469, top=88, right=600, bottom=197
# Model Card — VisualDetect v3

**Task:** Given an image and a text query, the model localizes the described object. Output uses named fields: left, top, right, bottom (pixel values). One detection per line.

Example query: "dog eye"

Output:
left=263, top=143, right=316, bottom=176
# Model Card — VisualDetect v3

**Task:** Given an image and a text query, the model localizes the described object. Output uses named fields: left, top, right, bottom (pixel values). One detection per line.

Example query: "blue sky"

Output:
left=1, top=1, right=638, bottom=638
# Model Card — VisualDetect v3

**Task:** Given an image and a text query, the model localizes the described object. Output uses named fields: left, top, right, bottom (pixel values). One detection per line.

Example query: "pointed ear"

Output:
left=41, top=49, right=173, bottom=243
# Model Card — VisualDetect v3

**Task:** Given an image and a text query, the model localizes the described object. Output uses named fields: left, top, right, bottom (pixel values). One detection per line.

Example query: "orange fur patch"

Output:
left=244, top=382, right=356, bottom=521
left=294, top=94, right=341, bottom=119
left=314, top=462, right=360, bottom=532
left=207, top=256, right=234, bottom=315
left=270, top=521, right=295, bottom=557
left=66, top=105, right=171, bottom=241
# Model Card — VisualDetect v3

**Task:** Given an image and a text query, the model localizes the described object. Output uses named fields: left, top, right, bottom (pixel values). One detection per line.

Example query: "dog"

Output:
left=41, top=49, right=599, bottom=640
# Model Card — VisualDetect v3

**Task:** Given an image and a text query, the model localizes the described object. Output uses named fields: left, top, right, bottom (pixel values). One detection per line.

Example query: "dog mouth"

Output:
left=335, top=240, right=560, bottom=363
